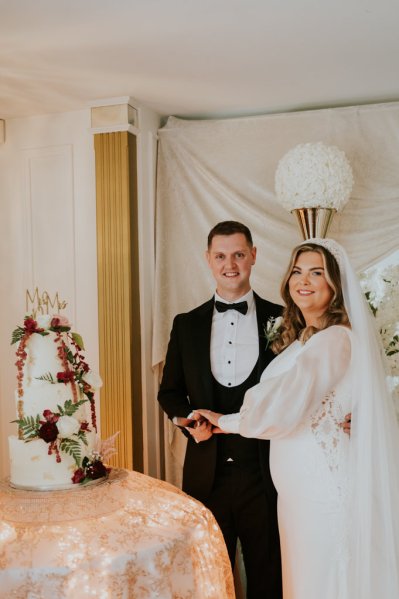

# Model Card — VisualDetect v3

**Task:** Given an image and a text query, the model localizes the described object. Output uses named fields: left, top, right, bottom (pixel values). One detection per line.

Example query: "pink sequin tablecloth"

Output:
left=0, top=469, right=234, bottom=599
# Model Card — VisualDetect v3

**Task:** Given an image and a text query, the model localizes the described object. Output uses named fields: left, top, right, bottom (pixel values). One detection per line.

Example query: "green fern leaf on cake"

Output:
left=11, top=317, right=49, bottom=345
left=37, top=372, right=56, bottom=384
left=12, top=415, right=41, bottom=440
left=77, top=430, right=89, bottom=446
left=11, top=326, right=26, bottom=345
left=386, top=334, right=399, bottom=356
left=57, top=398, right=88, bottom=417
left=59, top=438, right=82, bottom=466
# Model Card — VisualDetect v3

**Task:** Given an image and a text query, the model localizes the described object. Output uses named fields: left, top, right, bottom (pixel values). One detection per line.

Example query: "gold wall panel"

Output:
left=94, top=131, right=142, bottom=470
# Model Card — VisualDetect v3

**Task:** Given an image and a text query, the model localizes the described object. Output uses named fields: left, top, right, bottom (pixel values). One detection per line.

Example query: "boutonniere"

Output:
left=263, top=316, right=283, bottom=350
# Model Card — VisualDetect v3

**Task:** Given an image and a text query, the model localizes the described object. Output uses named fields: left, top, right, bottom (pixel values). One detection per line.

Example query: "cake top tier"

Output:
left=12, top=314, right=101, bottom=400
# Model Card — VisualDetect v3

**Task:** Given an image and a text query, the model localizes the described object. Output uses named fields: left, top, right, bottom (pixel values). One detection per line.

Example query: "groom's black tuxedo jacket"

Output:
left=158, top=292, right=283, bottom=503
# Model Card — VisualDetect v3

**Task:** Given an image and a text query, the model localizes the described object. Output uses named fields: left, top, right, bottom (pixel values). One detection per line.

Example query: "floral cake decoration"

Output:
left=11, top=314, right=112, bottom=485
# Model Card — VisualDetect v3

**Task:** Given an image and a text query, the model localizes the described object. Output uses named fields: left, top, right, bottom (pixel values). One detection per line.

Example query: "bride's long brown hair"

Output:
left=272, top=243, right=350, bottom=354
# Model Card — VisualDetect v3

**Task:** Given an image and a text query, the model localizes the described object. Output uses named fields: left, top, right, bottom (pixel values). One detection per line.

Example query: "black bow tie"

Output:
left=215, top=300, right=248, bottom=315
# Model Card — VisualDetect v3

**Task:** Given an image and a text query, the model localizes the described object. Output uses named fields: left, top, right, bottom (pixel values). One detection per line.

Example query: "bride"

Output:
left=195, top=238, right=399, bottom=599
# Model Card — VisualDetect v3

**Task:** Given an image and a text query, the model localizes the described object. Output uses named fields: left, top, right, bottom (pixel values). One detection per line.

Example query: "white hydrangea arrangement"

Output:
left=360, top=263, right=399, bottom=414
left=275, top=142, right=354, bottom=211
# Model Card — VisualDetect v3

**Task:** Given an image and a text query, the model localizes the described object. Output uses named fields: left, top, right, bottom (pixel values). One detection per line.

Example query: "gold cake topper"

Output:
left=26, top=288, right=67, bottom=318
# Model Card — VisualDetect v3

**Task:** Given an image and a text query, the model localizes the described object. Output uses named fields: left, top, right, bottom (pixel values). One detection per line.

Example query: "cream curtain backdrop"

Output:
left=154, top=101, right=399, bottom=485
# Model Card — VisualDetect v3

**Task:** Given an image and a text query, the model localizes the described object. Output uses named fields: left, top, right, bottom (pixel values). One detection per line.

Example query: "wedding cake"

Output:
left=9, top=314, right=108, bottom=490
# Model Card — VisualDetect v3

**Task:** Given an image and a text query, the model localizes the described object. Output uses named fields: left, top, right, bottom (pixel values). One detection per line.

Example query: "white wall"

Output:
left=0, top=109, right=98, bottom=478
left=0, top=105, right=162, bottom=479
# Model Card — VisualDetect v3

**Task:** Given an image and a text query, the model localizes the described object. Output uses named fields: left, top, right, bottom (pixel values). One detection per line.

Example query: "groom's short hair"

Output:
left=207, top=221, right=253, bottom=248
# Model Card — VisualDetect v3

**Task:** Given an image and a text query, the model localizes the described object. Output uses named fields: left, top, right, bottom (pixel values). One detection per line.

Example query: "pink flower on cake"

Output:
left=51, top=315, right=70, bottom=329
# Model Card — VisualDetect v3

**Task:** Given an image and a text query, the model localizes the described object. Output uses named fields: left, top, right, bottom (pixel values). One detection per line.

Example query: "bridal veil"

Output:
left=306, top=238, right=399, bottom=598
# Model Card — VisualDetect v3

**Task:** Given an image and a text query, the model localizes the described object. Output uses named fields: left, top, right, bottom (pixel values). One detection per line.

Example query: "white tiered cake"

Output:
left=9, top=314, right=107, bottom=490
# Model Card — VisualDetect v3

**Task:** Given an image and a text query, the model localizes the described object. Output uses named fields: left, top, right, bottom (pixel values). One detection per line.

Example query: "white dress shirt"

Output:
left=211, top=289, right=259, bottom=387
left=174, top=289, right=259, bottom=424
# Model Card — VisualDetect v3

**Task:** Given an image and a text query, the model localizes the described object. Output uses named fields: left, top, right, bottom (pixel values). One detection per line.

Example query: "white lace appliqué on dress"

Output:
left=310, top=389, right=344, bottom=473
left=310, top=386, right=351, bottom=599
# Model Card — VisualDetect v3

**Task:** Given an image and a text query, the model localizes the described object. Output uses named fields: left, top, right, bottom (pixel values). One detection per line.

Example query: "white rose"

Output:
left=36, top=314, right=52, bottom=329
left=273, top=316, right=283, bottom=331
left=82, top=370, right=103, bottom=389
left=57, top=415, right=80, bottom=438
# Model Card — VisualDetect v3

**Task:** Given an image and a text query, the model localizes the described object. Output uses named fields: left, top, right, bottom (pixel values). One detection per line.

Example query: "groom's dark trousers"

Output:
left=158, top=293, right=283, bottom=599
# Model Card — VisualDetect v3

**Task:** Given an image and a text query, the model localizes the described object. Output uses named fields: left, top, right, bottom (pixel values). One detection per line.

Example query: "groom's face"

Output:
left=206, top=233, right=256, bottom=301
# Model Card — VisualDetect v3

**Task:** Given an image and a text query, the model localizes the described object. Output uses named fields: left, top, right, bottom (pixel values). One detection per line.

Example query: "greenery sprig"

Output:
left=59, top=438, right=83, bottom=466
left=12, top=415, right=41, bottom=441
left=57, top=398, right=88, bottom=417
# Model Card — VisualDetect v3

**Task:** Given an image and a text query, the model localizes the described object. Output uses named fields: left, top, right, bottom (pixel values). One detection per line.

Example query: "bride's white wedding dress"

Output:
left=221, top=238, right=399, bottom=598
left=220, top=325, right=352, bottom=599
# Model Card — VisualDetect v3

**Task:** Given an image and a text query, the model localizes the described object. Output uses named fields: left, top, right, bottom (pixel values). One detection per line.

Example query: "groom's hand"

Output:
left=194, top=409, right=223, bottom=428
left=185, top=417, right=213, bottom=443
left=174, top=416, right=200, bottom=427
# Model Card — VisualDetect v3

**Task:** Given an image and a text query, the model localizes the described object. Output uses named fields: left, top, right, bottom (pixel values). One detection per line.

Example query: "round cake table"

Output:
left=0, top=469, right=234, bottom=598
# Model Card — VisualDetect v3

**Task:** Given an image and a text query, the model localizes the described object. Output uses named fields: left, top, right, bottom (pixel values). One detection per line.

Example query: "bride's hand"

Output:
left=194, top=409, right=223, bottom=428
left=341, top=413, right=351, bottom=436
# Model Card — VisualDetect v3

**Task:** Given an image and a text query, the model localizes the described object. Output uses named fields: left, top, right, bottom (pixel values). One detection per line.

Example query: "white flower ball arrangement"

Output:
left=275, top=142, right=354, bottom=211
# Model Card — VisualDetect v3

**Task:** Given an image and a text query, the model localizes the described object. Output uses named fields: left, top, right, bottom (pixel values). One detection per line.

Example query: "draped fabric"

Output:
left=154, top=101, right=399, bottom=368
left=0, top=469, right=235, bottom=598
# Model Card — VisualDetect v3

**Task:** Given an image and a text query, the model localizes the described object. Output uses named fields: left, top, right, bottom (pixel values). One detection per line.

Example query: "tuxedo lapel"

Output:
left=190, top=298, right=215, bottom=408
left=186, top=294, right=277, bottom=408
left=254, top=293, right=274, bottom=378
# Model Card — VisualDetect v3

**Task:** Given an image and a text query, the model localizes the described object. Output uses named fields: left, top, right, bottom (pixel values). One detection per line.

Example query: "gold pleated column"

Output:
left=94, top=131, right=142, bottom=471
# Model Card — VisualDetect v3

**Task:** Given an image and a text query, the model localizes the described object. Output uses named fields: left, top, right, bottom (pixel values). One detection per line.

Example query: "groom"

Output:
left=158, top=221, right=282, bottom=598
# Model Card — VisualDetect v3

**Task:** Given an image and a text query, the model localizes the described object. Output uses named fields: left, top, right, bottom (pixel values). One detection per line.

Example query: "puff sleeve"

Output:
left=219, top=326, right=351, bottom=439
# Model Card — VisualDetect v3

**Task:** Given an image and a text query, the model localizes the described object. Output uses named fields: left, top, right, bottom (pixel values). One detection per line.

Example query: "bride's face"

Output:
left=288, top=251, right=333, bottom=326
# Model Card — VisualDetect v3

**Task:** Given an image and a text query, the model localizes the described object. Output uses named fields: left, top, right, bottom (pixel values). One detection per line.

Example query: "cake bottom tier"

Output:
left=8, top=434, right=96, bottom=490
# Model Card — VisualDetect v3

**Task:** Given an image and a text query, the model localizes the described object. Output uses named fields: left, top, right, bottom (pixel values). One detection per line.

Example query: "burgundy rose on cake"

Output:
left=72, top=452, right=109, bottom=484
left=38, top=420, right=59, bottom=443
left=72, top=432, right=119, bottom=484
left=37, top=410, right=62, bottom=461
left=57, top=371, right=75, bottom=384
left=24, top=317, right=45, bottom=334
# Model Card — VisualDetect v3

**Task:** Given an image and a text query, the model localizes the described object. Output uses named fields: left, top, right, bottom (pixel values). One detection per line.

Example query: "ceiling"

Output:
left=2, top=0, right=399, bottom=121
